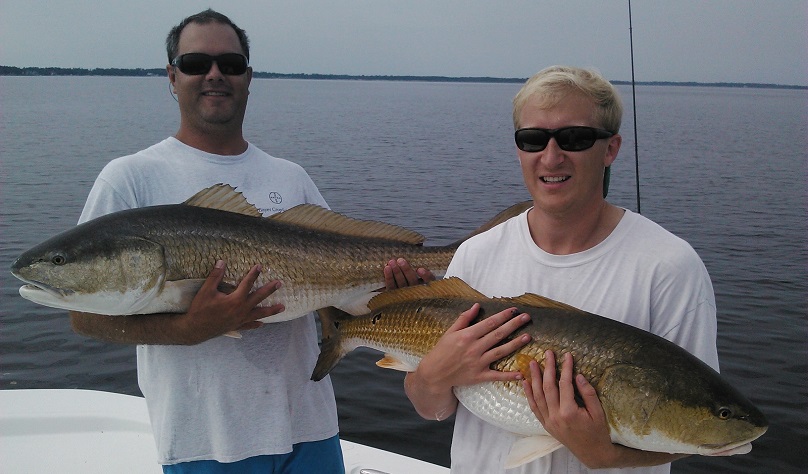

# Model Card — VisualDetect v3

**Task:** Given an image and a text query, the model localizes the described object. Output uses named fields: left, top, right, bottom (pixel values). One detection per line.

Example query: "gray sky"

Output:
left=2, top=0, right=806, bottom=86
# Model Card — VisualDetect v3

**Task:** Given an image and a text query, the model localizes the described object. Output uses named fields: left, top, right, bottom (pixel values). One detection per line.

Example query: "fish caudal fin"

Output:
left=505, top=435, right=564, bottom=469
left=452, top=200, right=533, bottom=245
left=311, top=307, right=352, bottom=381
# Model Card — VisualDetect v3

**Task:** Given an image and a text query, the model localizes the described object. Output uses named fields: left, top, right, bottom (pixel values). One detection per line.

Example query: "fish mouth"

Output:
left=13, top=270, right=75, bottom=304
left=10, top=270, right=67, bottom=296
left=16, top=281, right=85, bottom=313
left=18, top=281, right=73, bottom=300
left=701, top=442, right=753, bottom=456
left=699, top=426, right=768, bottom=456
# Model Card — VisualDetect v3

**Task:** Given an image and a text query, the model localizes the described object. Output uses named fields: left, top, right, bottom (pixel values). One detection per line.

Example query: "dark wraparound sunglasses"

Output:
left=515, top=126, right=615, bottom=152
left=171, top=53, right=249, bottom=76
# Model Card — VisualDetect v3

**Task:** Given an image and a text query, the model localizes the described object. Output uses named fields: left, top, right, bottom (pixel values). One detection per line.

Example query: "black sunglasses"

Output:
left=514, top=126, right=615, bottom=152
left=171, top=53, right=249, bottom=76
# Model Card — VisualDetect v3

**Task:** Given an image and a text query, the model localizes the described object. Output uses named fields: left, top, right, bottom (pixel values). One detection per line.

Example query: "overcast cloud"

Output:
left=2, top=0, right=806, bottom=86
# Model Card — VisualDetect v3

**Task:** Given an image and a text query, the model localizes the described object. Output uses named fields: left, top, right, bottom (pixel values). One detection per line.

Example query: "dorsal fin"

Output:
left=458, top=200, right=534, bottom=242
left=183, top=184, right=263, bottom=217
left=368, top=277, right=486, bottom=311
left=368, top=277, right=586, bottom=315
left=270, top=204, right=425, bottom=244
left=494, top=293, right=586, bottom=313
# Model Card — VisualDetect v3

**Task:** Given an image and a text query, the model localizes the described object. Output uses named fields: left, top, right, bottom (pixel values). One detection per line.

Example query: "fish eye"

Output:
left=51, top=254, right=67, bottom=265
left=717, top=406, right=734, bottom=420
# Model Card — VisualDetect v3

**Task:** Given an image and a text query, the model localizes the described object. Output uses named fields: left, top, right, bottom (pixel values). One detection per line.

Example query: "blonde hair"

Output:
left=513, top=66, right=623, bottom=133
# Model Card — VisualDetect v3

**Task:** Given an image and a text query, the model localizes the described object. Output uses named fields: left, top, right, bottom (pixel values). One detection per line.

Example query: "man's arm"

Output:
left=70, top=261, right=284, bottom=345
left=523, top=351, right=686, bottom=469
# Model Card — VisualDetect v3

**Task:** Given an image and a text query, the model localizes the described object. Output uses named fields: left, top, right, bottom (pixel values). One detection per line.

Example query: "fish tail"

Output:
left=311, top=307, right=351, bottom=381
left=450, top=200, right=533, bottom=246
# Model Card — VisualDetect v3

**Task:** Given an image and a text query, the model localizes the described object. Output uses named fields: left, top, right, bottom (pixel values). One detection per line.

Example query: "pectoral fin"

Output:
left=514, top=353, right=545, bottom=382
left=136, top=279, right=206, bottom=314
left=336, top=291, right=379, bottom=316
left=376, top=354, right=418, bottom=372
left=505, top=435, right=564, bottom=468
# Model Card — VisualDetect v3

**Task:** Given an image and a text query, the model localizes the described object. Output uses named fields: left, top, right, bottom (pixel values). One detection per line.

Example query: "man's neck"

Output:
left=527, top=201, right=625, bottom=255
left=174, top=127, right=248, bottom=156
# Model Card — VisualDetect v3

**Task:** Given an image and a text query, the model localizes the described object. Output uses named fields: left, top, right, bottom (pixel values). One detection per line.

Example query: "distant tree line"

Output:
left=0, top=65, right=526, bottom=83
left=1, top=65, right=804, bottom=89
left=0, top=66, right=167, bottom=77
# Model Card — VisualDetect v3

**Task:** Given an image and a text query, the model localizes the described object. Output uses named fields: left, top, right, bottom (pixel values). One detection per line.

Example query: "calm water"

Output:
left=1, top=77, right=806, bottom=472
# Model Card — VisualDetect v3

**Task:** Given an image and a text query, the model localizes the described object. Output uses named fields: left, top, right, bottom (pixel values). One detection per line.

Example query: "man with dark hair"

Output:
left=70, top=10, right=346, bottom=473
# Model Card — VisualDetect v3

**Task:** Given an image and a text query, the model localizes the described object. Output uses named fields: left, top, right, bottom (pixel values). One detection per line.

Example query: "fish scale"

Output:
left=111, top=208, right=453, bottom=320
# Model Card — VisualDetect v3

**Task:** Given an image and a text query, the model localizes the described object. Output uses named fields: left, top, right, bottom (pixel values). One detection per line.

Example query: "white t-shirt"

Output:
left=79, top=137, right=339, bottom=464
left=446, top=208, right=719, bottom=474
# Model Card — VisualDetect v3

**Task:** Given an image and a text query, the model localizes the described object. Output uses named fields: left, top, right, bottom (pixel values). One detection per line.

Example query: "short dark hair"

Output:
left=166, top=9, right=250, bottom=63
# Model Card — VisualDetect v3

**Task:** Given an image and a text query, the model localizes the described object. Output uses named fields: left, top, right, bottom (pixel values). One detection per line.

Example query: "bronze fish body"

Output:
left=312, top=278, right=768, bottom=467
left=10, top=184, right=531, bottom=321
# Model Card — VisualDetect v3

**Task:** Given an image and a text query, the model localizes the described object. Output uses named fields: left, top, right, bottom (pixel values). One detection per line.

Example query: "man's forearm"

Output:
left=575, top=440, right=687, bottom=470
left=404, top=370, right=459, bottom=421
left=69, top=311, right=196, bottom=345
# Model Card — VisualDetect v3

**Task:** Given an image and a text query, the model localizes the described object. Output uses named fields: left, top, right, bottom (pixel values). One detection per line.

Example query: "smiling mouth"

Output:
left=542, top=176, right=570, bottom=183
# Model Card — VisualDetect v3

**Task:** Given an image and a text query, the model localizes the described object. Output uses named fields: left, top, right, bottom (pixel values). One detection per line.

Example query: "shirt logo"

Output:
left=268, top=192, right=283, bottom=204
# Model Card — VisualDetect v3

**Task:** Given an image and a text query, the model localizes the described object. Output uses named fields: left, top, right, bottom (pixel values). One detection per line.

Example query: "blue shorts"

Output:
left=161, top=435, right=345, bottom=474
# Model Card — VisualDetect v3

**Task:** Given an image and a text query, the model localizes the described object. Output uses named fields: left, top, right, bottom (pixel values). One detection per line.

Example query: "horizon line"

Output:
left=1, top=65, right=805, bottom=90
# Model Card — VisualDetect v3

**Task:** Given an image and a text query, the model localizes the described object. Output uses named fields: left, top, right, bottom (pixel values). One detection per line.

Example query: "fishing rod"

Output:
left=628, top=0, right=641, bottom=214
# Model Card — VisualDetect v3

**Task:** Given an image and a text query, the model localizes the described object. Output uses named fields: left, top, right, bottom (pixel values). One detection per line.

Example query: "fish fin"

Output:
left=311, top=322, right=346, bottom=381
left=316, top=306, right=352, bottom=342
left=367, top=277, right=485, bottom=311
left=270, top=205, right=425, bottom=244
left=498, top=293, right=586, bottom=314
left=376, top=354, right=417, bottom=372
left=505, top=435, right=563, bottom=468
left=451, top=200, right=534, bottom=245
left=335, top=292, right=379, bottom=316
left=514, top=353, right=543, bottom=382
left=183, top=184, right=263, bottom=217
left=137, top=279, right=205, bottom=314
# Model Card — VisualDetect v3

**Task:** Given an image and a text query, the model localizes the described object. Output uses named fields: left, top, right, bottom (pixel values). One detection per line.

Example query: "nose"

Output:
left=539, top=138, right=565, bottom=167
left=204, top=60, right=225, bottom=80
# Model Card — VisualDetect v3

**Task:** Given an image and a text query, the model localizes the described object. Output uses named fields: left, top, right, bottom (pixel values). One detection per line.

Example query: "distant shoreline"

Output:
left=1, top=65, right=805, bottom=90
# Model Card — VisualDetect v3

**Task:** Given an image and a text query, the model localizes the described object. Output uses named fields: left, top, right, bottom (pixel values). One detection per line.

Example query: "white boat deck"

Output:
left=0, top=389, right=448, bottom=474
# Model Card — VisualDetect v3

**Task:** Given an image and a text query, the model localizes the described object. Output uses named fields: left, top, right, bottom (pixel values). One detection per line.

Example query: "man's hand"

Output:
left=177, top=260, right=285, bottom=344
left=70, top=260, right=285, bottom=345
left=405, top=304, right=531, bottom=420
left=522, top=350, right=686, bottom=468
left=384, top=258, right=435, bottom=289
left=423, top=304, right=532, bottom=387
left=523, top=350, right=618, bottom=468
